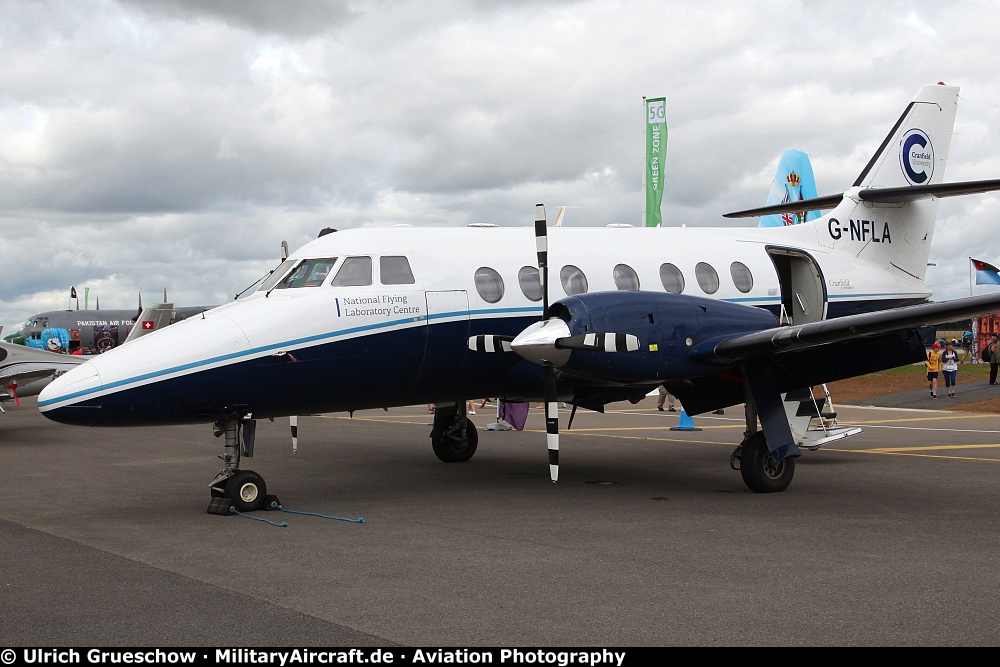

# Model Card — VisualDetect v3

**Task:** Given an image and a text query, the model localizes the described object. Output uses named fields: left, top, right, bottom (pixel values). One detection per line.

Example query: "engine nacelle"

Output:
left=548, top=291, right=777, bottom=384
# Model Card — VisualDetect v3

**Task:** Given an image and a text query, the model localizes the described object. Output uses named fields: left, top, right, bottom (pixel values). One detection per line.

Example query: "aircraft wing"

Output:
left=1, top=367, right=57, bottom=385
left=691, top=292, right=1000, bottom=364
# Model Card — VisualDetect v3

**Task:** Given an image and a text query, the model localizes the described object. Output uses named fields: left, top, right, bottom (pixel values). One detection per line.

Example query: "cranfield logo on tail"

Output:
left=900, top=128, right=934, bottom=184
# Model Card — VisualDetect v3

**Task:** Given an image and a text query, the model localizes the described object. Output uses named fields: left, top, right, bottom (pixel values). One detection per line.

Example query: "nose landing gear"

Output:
left=207, top=416, right=270, bottom=514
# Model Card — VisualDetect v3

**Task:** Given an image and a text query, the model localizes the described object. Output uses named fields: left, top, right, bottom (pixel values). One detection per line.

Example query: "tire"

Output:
left=431, top=420, right=479, bottom=463
left=739, top=431, right=795, bottom=493
left=225, top=470, right=267, bottom=512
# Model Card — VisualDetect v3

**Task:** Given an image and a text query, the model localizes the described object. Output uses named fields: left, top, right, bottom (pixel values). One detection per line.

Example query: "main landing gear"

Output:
left=207, top=417, right=271, bottom=514
left=429, top=401, right=479, bottom=463
left=729, top=400, right=796, bottom=493
left=731, top=431, right=795, bottom=493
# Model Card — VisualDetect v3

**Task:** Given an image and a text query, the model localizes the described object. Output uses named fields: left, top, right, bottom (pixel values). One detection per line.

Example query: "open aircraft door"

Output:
left=764, top=247, right=859, bottom=448
left=766, top=247, right=828, bottom=326
left=411, top=290, right=471, bottom=396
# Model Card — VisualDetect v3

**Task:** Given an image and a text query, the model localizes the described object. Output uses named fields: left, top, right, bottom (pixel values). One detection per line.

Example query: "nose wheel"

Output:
left=207, top=417, right=271, bottom=514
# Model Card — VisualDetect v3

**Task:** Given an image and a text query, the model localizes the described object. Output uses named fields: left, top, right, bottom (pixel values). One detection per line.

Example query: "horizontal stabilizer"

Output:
left=724, top=193, right=845, bottom=218
left=723, top=178, right=1000, bottom=218
left=858, top=178, right=1000, bottom=203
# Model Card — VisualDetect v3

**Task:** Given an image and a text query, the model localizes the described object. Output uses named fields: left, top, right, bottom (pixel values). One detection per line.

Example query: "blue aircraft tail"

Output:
left=758, top=149, right=819, bottom=228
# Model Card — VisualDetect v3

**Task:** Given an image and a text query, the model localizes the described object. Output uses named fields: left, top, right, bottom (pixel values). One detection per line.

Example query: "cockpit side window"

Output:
left=257, top=259, right=299, bottom=292
left=272, top=258, right=338, bottom=290
left=332, top=256, right=373, bottom=287
left=380, top=256, right=415, bottom=285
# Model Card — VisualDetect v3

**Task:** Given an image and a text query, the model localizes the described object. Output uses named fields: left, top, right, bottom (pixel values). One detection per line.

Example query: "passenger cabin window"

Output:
left=659, top=263, right=685, bottom=293
left=332, top=256, right=373, bottom=287
left=518, top=266, right=542, bottom=302
left=560, top=265, right=588, bottom=296
left=613, top=264, right=640, bottom=290
left=474, top=267, right=504, bottom=303
left=380, top=256, right=415, bottom=285
left=272, top=258, right=338, bottom=289
left=695, top=262, right=720, bottom=294
left=730, top=261, right=753, bottom=293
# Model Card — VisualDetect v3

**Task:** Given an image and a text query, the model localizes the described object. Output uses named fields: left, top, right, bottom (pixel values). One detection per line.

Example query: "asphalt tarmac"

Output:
left=2, top=396, right=999, bottom=647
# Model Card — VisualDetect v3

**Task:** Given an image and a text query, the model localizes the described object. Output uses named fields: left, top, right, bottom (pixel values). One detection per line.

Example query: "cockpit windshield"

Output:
left=258, top=258, right=338, bottom=291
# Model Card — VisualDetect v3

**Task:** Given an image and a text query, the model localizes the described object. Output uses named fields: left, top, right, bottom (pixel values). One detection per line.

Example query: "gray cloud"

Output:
left=2, top=0, right=1000, bottom=332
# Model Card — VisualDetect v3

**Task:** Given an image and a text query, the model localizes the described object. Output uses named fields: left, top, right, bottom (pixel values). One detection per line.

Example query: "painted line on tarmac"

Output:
left=553, top=425, right=741, bottom=432
left=825, top=446, right=1000, bottom=463
left=525, top=429, right=735, bottom=447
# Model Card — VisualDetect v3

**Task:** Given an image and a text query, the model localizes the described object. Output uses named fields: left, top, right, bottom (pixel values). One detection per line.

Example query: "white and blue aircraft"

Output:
left=37, top=83, right=1000, bottom=507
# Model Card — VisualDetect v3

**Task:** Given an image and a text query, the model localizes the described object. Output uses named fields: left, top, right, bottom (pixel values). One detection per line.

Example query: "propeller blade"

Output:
left=555, top=332, right=640, bottom=352
left=534, top=203, right=548, bottom=318
left=543, top=364, right=559, bottom=483
left=290, top=415, right=298, bottom=454
left=468, top=334, right=514, bottom=352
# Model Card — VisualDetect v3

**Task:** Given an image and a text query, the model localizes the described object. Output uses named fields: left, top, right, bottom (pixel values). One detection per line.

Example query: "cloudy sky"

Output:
left=3, top=0, right=1000, bottom=333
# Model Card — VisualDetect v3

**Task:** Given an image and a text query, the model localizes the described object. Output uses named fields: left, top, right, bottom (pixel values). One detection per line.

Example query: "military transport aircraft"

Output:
left=4, top=297, right=214, bottom=352
left=1, top=301, right=185, bottom=412
left=37, top=83, right=1000, bottom=508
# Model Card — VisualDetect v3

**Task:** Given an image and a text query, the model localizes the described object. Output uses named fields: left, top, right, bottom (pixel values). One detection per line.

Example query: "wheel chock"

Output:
left=670, top=410, right=702, bottom=432
left=207, top=497, right=234, bottom=515
left=263, top=494, right=282, bottom=511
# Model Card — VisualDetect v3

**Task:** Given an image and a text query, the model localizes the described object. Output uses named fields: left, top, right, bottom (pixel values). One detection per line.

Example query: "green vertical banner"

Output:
left=644, top=97, right=667, bottom=227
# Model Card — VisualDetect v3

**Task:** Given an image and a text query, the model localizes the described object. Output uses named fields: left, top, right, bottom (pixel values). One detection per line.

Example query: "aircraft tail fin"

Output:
left=827, top=84, right=960, bottom=282
left=852, top=83, right=958, bottom=189
left=124, top=303, right=175, bottom=344
left=758, top=149, right=820, bottom=228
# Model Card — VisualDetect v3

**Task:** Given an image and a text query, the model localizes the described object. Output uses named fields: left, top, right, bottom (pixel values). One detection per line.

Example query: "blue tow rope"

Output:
left=229, top=506, right=288, bottom=527
left=269, top=500, right=364, bottom=523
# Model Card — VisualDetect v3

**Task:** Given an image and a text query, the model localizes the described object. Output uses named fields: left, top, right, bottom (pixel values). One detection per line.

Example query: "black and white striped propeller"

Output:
left=467, top=204, right=639, bottom=483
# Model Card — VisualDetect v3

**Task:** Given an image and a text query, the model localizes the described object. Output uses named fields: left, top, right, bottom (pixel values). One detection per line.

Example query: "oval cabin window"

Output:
left=695, top=262, right=720, bottom=295
left=560, top=265, right=589, bottom=296
left=659, top=263, right=685, bottom=293
left=613, top=264, right=640, bottom=290
left=730, top=261, right=753, bottom=293
left=474, top=267, right=504, bottom=303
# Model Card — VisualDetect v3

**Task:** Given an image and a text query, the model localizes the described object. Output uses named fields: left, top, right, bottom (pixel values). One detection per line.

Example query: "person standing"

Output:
left=990, top=337, right=1000, bottom=385
left=657, top=385, right=676, bottom=412
left=941, top=341, right=960, bottom=398
left=925, top=343, right=942, bottom=399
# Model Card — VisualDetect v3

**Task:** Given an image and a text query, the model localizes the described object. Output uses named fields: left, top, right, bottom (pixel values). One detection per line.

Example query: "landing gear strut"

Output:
left=208, top=417, right=268, bottom=513
left=429, top=402, right=478, bottom=463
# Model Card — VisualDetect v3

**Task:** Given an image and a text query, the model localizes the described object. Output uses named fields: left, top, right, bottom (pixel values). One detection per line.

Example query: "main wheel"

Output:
left=225, top=470, right=267, bottom=512
left=739, top=431, right=795, bottom=493
left=431, top=420, right=479, bottom=463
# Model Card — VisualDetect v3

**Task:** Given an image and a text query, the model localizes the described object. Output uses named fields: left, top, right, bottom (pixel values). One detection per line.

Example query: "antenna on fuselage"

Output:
left=281, top=240, right=289, bottom=260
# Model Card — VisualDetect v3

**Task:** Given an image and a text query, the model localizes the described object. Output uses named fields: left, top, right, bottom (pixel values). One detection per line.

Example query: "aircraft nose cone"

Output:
left=38, top=361, right=103, bottom=423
